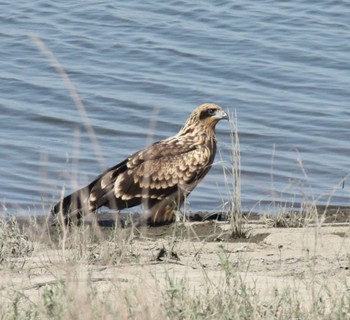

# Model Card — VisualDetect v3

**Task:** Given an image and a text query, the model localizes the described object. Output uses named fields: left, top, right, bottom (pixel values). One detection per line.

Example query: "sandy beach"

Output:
left=1, top=208, right=350, bottom=319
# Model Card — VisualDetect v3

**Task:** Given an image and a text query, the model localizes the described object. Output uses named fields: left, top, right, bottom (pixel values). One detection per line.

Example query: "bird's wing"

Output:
left=114, top=138, right=213, bottom=203
left=88, top=136, right=213, bottom=211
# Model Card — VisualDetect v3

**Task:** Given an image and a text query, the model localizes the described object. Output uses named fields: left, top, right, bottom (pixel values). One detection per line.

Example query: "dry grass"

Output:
left=0, top=215, right=34, bottom=268
left=221, top=111, right=249, bottom=239
left=1, top=214, right=350, bottom=319
left=227, top=111, right=246, bottom=239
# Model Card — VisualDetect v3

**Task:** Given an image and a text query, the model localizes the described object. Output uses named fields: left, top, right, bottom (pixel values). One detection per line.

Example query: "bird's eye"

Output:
left=208, top=109, right=216, bottom=116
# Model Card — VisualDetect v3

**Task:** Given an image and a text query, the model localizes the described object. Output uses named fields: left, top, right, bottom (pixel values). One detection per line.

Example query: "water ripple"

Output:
left=1, top=0, right=349, bottom=214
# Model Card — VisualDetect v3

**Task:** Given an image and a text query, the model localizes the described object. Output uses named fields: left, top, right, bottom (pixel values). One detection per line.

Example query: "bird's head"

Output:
left=197, top=103, right=228, bottom=125
left=178, top=103, right=228, bottom=136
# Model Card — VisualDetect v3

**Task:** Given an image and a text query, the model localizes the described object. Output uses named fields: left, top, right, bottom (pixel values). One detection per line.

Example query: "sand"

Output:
left=2, top=211, right=350, bottom=317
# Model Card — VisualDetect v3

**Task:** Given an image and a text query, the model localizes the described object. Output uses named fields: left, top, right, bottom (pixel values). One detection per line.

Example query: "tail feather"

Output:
left=51, top=159, right=128, bottom=225
left=51, top=184, right=93, bottom=225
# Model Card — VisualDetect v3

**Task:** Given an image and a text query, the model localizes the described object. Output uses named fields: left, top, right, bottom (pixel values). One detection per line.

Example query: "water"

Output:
left=1, top=0, right=350, bottom=216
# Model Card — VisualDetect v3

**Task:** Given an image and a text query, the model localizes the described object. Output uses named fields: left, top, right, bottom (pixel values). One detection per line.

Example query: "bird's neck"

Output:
left=177, top=123, right=217, bottom=148
left=178, top=121, right=217, bottom=137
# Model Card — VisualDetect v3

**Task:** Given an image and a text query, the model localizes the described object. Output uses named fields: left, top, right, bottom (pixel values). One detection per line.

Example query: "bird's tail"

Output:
left=50, top=161, right=125, bottom=225
left=51, top=183, right=94, bottom=225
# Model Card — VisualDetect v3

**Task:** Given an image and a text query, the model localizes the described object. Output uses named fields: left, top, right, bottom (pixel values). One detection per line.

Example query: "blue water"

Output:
left=1, top=0, right=349, bottom=216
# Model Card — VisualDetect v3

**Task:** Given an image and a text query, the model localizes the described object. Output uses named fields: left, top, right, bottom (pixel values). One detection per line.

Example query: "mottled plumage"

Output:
left=52, top=103, right=228, bottom=225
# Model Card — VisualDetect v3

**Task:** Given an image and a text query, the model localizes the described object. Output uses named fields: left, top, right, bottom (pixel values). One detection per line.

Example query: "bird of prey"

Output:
left=52, top=103, right=228, bottom=226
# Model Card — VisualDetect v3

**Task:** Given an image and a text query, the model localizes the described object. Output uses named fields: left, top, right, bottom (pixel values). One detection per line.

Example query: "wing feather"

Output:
left=114, top=142, right=212, bottom=202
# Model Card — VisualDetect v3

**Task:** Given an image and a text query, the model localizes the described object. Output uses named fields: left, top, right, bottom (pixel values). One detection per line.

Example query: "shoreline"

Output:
left=13, top=203, right=350, bottom=230
left=1, top=204, right=350, bottom=318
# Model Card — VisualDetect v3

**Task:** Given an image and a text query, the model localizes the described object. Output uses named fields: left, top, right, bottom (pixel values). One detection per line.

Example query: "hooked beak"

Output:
left=213, top=109, right=229, bottom=120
